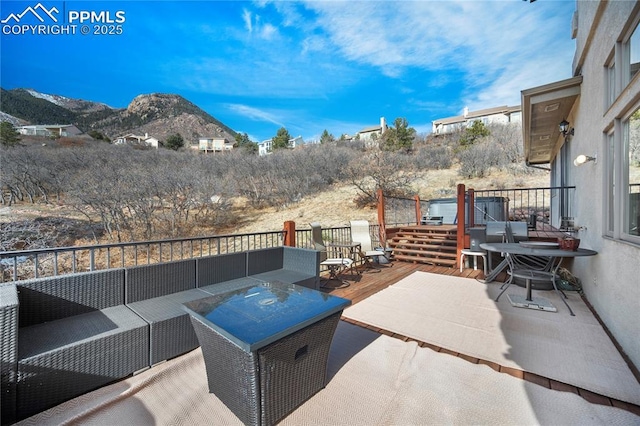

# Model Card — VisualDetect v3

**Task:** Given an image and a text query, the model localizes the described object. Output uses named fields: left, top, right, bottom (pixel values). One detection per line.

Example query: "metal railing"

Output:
left=384, top=196, right=426, bottom=226
left=294, top=224, right=383, bottom=249
left=472, top=186, right=576, bottom=227
left=1, top=230, right=285, bottom=282
left=1, top=186, right=576, bottom=281
left=1, top=223, right=390, bottom=282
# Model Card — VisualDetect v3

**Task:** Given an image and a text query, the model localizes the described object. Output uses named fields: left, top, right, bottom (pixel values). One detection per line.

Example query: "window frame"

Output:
left=604, top=130, right=615, bottom=237
left=620, top=108, right=640, bottom=244
left=605, top=50, right=616, bottom=110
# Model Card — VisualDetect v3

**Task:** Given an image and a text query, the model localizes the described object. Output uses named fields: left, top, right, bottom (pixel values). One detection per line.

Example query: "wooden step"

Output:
left=392, top=247, right=457, bottom=259
left=391, top=244, right=457, bottom=256
left=393, top=230, right=458, bottom=237
left=386, top=224, right=458, bottom=268
left=390, top=237, right=457, bottom=246
left=392, top=253, right=457, bottom=266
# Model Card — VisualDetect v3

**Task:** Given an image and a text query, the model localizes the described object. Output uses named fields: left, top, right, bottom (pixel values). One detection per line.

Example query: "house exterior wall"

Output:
left=258, top=136, right=303, bottom=156
left=17, top=124, right=81, bottom=137
left=565, top=1, right=640, bottom=370
left=113, top=133, right=159, bottom=148
left=432, top=107, right=521, bottom=135
left=258, top=140, right=272, bottom=156
left=198, top=138, right=232, bottom=152
left=145, top=137, right=159, bottom=149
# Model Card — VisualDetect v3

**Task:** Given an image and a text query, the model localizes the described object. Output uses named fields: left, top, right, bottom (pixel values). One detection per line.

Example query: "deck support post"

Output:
left=283, top=220, right=296, bottom=247
left=377, top=189, right=387, bottom=248
left=414, top=195, right=421, bottom=225
left=456, top=184, right=466, bottom=269
left=468, top=188, right=475, bottom=228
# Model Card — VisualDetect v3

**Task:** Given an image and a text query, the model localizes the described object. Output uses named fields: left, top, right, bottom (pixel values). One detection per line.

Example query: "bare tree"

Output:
left=346, top=149, right=416, bottom=207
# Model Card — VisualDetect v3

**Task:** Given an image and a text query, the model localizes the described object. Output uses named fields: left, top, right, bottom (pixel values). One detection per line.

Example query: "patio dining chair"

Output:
left=349, top=220, right=387, bottom=271
left=310, top=222, right=356, bottom=288
left=497, top=222, right=575, bottom=314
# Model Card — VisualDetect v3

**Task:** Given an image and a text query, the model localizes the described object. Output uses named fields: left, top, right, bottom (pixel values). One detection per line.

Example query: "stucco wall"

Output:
left=569, top=1, right=640, bottom=372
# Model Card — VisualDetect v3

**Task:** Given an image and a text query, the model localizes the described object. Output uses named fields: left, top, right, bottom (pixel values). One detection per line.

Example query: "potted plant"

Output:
left=558, top=235, right=580, bottom=251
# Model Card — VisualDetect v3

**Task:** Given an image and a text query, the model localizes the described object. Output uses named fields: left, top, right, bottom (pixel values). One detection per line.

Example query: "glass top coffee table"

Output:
left=183, top=281, right=350, bottom=426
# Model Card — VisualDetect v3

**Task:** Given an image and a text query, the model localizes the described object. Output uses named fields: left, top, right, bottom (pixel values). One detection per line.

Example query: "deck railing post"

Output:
left=456, top=184, right=466, bottom=269
left=468, top=188, right=475, bottom=228
left=414, top=195, right=421, bottom=225
left=283, top=220, right=296, bottom=247
left=377, top=189, right=387, bottom=248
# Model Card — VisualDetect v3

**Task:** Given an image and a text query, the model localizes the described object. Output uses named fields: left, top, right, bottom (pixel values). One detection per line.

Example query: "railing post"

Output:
left=377, top=189, right=387, bottom=247
left=283, top=220, right=296, bottom=247
left=414, top=195, right=421, bottom=225
left=456, top=184, right=466, bottom=268
left=468, top=188, right=475, bottom=228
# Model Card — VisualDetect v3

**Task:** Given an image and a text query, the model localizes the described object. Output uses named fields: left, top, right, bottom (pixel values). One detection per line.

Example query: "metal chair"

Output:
left=497, top=223, right=575, bottom=315
left=349, top=220, right=387, bottom=271
left=310, top=222, right=357, bottom=287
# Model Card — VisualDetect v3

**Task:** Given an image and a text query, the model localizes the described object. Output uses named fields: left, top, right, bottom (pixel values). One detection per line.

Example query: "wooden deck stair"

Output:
left=387, top=225, right=458, bottom=267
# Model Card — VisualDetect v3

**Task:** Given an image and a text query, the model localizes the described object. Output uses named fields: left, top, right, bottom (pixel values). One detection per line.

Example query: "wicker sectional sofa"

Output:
left=0, top=246, right=320, bottom=424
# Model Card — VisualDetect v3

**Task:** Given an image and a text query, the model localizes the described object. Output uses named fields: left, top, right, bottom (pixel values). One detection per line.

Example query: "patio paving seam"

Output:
left=340, top=316, right=640, bottom=417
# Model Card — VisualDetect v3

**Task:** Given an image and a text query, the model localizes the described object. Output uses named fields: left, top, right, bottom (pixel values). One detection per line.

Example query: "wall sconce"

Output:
left=573, top=154, right=597, bottom=166
left=559, top=119, right=574, bottom=137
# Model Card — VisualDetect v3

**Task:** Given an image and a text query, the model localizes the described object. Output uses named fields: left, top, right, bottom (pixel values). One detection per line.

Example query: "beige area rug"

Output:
left=343, top=271, right=640, bottom=406
left=18, top=322, right=639, bottom=426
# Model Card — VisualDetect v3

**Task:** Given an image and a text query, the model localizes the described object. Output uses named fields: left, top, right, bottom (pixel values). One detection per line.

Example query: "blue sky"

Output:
left=1, top=0, right=576, bottom=142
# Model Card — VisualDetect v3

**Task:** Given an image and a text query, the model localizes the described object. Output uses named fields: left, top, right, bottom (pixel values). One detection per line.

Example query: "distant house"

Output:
left=258, top=135, right=305, bottom=156
left=112, top=133, right=159, bottom=149
left=193, top=137, right=234, bottom=153
left=16, top=124, right=82, bottom=137
left=356, top=117, right=388, bottom=148
left=432, top=105, right=521, bottom=135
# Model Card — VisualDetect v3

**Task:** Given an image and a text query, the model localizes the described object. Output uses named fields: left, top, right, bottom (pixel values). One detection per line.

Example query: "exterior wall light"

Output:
left=573, top=154, right=597, bottom=166
left=559, top=119, right=574, bottom=137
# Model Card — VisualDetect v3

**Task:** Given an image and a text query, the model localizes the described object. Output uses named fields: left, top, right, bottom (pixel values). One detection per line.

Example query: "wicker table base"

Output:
left=190, top=311, right=341, bottom=426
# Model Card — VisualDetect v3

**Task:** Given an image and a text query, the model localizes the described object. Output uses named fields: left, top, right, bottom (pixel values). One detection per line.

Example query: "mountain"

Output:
left=85, top=93, right=237, bottom=143
left=0, top=88, right=237, bottom=144
left=1, top=88, right=78, bottom=125
left=24, top=89, right=112, bottom=113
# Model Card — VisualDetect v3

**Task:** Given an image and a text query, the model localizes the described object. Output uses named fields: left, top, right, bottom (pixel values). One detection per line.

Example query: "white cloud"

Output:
left=300, top=0, right=575, bottom=107
left=225, top=104, right=284, bottom=127
left=259, top=23, right=278, bottom=40
left=242, top=8, right=252, bottom=33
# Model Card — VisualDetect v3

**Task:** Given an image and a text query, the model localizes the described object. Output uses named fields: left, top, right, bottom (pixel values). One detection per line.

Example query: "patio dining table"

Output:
left=480, top=242, right=597, bottom=314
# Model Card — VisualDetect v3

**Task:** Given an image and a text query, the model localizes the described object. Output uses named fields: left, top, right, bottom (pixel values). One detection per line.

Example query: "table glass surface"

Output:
left=184, top=281, right=350, bottom=351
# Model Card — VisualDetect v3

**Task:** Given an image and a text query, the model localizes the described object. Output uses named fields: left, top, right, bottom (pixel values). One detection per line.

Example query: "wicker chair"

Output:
left=1, top=283, right=18, bottom=425
left=126, top=259, right=209, bottom=366
left=197, top=251, right=262, bottom=295
left=248, top=247, right=320, bottom=290
left=14, top=269, right=149, bottom=421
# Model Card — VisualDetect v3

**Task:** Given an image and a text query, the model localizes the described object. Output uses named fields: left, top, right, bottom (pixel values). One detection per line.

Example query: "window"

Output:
left=625, top=110, right=640, bottom=237
left=605, top=55, right=616, bottom=108
left=629, top=24, right=640, bottom=83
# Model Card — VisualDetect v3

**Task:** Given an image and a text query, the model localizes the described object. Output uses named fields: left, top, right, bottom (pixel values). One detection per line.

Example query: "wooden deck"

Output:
left=319, top=261, right=640, bottom=416
left=320, top=261, right=489, bottom=304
